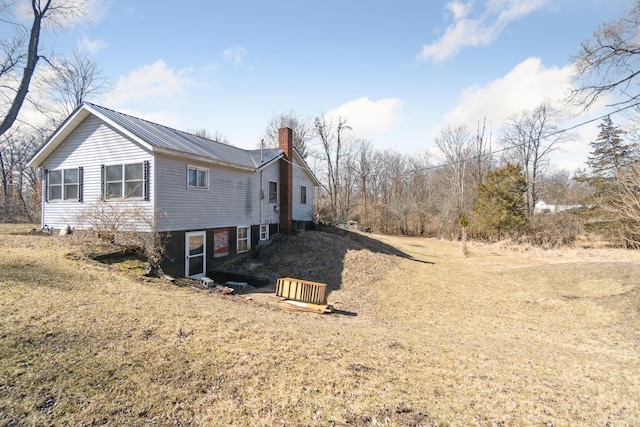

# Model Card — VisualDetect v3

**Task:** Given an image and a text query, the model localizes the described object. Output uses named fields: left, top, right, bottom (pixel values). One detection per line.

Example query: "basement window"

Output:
left=259, top=224, right=269, bottom=241
left=237, top=226, right=250, bottom=253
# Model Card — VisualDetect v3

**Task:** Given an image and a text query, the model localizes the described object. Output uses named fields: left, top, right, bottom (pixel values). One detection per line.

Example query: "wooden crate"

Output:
left=275, top=277, right=328, bottom=305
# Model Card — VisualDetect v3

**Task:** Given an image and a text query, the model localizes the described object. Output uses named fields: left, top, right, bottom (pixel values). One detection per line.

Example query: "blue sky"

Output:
left=18, top=0, right=637, bottom=170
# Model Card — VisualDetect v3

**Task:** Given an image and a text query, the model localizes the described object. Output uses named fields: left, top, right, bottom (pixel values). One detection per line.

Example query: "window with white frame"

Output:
left=47, top=168, right=83, bottom=201
left=237, top=226, right=250, bottom=253
left=259, top=224, right=269, bottom=241
left=102, top=162, right=148, bottom=199
left=268, top=181, right=278, bottom=203
left=300, top=185, right=307, bottom=204
left=187, top=165, right=209, bottom=189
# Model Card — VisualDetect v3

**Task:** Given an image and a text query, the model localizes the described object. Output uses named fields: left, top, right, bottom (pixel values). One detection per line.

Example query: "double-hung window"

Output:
left=47, top=168, right=83, bottom=201
left=188, top=165, right=208, bottom=189
left=237, top=226, right=250, bottom=253
left=268, top=181, right=278, bottom=203
left=102, top=162, right=148, bottom=199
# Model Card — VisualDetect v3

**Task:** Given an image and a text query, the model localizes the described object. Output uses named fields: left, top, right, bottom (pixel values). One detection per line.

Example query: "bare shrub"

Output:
left=524, top=211, right=584, bottom=248
left=76, top=200, right=169, bottom=275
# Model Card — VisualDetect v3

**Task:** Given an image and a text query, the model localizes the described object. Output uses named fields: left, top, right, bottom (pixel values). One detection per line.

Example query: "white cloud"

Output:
left=325, top=97, right=405, bottom=139
left=223, top=45, right=248, bottom=65
left=418, top=0, right=549, bottom=63
left=430, top=56, right=616, bottom=171
left=77, top=35, right=109, bottom=55
left=447, top=1, right=472, bottom=20
left=104, top=60, right=191, bottom=106
left=431, top=57, right=574, bottom=137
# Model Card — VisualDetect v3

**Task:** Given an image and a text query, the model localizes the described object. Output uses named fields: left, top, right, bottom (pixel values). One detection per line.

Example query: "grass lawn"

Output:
left=1, top=224, right=639, bottom=426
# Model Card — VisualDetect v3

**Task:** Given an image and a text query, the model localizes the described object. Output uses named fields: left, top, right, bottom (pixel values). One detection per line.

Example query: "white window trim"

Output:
left=268, top=181, right=278, bottom=204
left=187, top=165, right=209, bottom=190
left=47, top=168, right=82, bottom=202
left=259, top=224, right=269, bottom=241
left=103, top=162, right=148, bottom=200
left=300, top=185, right=307, bottom=205
left=237, top=226, right=250, bottom=253
left=185, top=230, right=206, bottom=278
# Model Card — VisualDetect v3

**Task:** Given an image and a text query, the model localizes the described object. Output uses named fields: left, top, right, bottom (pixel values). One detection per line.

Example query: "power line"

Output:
left=407, top=101, right=640, bottom=175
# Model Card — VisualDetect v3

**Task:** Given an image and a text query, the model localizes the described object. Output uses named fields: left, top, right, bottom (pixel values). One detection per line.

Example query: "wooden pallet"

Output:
left=277, top=299, right=333, bottom=314
left=275, top=277, right=328, bottom=305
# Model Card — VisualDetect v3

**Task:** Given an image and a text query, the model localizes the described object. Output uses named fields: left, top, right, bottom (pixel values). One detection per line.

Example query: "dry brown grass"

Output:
left=1, top=224, right=639, bottom=426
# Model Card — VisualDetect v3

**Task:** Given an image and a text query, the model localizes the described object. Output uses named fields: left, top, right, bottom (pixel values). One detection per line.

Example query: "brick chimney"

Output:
left=278, top=127, right=293, bottom=234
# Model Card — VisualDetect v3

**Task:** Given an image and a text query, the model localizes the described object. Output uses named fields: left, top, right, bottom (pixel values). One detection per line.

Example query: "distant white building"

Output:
left=534, top=200, right=587, bottom=214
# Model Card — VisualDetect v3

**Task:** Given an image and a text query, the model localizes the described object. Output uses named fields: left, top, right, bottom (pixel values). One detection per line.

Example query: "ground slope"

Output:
left=1, top=225, right=639, bottom=426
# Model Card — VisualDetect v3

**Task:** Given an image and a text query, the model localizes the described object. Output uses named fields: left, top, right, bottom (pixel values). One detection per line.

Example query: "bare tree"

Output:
left=313, top=115, right=351, bottom=222
left=501, top=103, right=572, bottom=216
left=607, top=162, right=640, bottom=247
left=0, top=133, right=39, bottom=221
left=435, top=125, right=475, bottom=226
left=0, top=0, right=84, bottom=138
left=471, top=117, right=493, bottom=187
left=264, top=110, right=313, bottom=158
left=189, top=128, right=230, bottom=144
left=37, top=48, right=111, bottom=128
left=570, top=1, right=640, bottom=109
left=356, top=140, right=374, bottom=230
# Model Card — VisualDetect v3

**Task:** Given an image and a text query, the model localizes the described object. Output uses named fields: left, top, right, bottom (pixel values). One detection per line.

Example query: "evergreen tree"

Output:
left=473, top=163, right=527, bottom=239
left=585, top=116, right=635, bottom=192
left=575, top=116, right=640, bottom=245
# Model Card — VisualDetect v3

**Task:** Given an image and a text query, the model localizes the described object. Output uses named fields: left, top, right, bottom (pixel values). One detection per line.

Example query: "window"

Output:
left=259, top=224, right=269, bottom=241
left=47, top=168, right=82, bottom=201
left=237, top=226, right=250, bottom=253
left=102, top=162, right=148, bottom=199
left=300, top=185, right=307, bottom=204
left=48, top=170, right=62, bottom=200
left=268, top=181, right=278, bottom=203
left=188, top=165, right=208, bottom=189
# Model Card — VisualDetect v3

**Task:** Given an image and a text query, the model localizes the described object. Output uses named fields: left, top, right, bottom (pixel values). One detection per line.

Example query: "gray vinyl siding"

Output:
left=292, top=157, right=315, bottom=221
left=41, top=115, right=154, bottom=230
left=260, top=162, right=280, bottom=225
left=155, top=154, right=259, bottom=231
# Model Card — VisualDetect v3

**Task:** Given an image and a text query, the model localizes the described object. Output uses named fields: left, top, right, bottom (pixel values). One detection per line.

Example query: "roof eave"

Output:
left=28, top=105, right=88, bottom=168
left=154, top=147, right=256, bottom=172
left=293, top=150, right=321, bottom=186
left=28, top=103, right=155, bottom=168
left=257, top=152, right=284, bottom=169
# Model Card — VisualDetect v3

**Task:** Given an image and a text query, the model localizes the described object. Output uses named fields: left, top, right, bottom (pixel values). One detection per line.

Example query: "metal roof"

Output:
left=85, top=103, right=258, bottom=169
left=247, top=148, right=282, bottom=166
left=29, top=103, right=321, bottom=186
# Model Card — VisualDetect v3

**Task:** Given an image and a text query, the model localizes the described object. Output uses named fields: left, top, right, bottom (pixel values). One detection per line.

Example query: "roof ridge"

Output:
left=83, top=102, right=237, bottom=148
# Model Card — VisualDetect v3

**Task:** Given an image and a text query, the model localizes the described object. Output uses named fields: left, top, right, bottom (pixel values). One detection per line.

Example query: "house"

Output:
left=28, top=103, right=320, bottom=279
left=534, top=200, right=587, bottom=214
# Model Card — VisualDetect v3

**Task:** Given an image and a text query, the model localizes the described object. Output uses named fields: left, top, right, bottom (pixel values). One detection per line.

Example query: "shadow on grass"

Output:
left=219, top=225, right=435, bottom=299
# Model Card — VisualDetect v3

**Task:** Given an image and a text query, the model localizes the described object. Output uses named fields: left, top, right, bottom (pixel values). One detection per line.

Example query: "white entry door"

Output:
left=185, top=231, right=206, bottom=278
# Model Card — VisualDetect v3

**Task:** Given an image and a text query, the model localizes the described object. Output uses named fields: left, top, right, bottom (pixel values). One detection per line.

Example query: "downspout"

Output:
left=259, top=139, right=264, bottom=224
left=260, top=169, right=264, bottom=224
left=40, top=167, right=45, bottom=228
